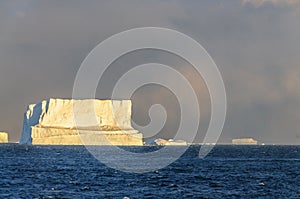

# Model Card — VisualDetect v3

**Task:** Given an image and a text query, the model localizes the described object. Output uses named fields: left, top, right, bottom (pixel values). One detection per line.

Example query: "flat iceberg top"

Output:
left=25, top=98, right=133, bottom=129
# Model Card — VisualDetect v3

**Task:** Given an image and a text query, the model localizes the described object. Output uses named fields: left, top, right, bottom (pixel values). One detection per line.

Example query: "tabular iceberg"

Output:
left=232, top=138, right=258, bottom=145
left=0, top=132, right=8, bottom=143
left=19, top=98, right=143, bottom=145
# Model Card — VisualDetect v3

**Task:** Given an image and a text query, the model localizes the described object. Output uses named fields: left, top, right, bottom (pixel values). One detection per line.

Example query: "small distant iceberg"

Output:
left=232, top=138, right=258, bottom=145
left=147, top=138, right=187, bottom=146
left=0, top=132, right=8, bottom=143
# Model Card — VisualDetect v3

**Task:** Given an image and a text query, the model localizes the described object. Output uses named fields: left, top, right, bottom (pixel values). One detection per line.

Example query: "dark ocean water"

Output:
left=0, top=144, right=299, bottom=198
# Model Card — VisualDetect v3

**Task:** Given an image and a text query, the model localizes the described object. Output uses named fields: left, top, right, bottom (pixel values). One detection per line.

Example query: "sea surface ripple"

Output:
left=0, top=144, right=299, bottom=198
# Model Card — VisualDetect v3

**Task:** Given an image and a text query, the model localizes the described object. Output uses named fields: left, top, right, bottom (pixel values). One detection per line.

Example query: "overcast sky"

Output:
left=0, top=0, right=300, bottom=143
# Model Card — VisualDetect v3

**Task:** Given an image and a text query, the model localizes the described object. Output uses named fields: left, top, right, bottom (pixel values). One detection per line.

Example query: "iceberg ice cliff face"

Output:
left=19, top=100, right=49, bottom=144
left=19, top=98, right=143, bottom=145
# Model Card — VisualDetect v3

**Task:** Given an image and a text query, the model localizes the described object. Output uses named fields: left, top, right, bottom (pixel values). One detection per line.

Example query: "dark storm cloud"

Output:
left=0, top=0, right=299, bottom=144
